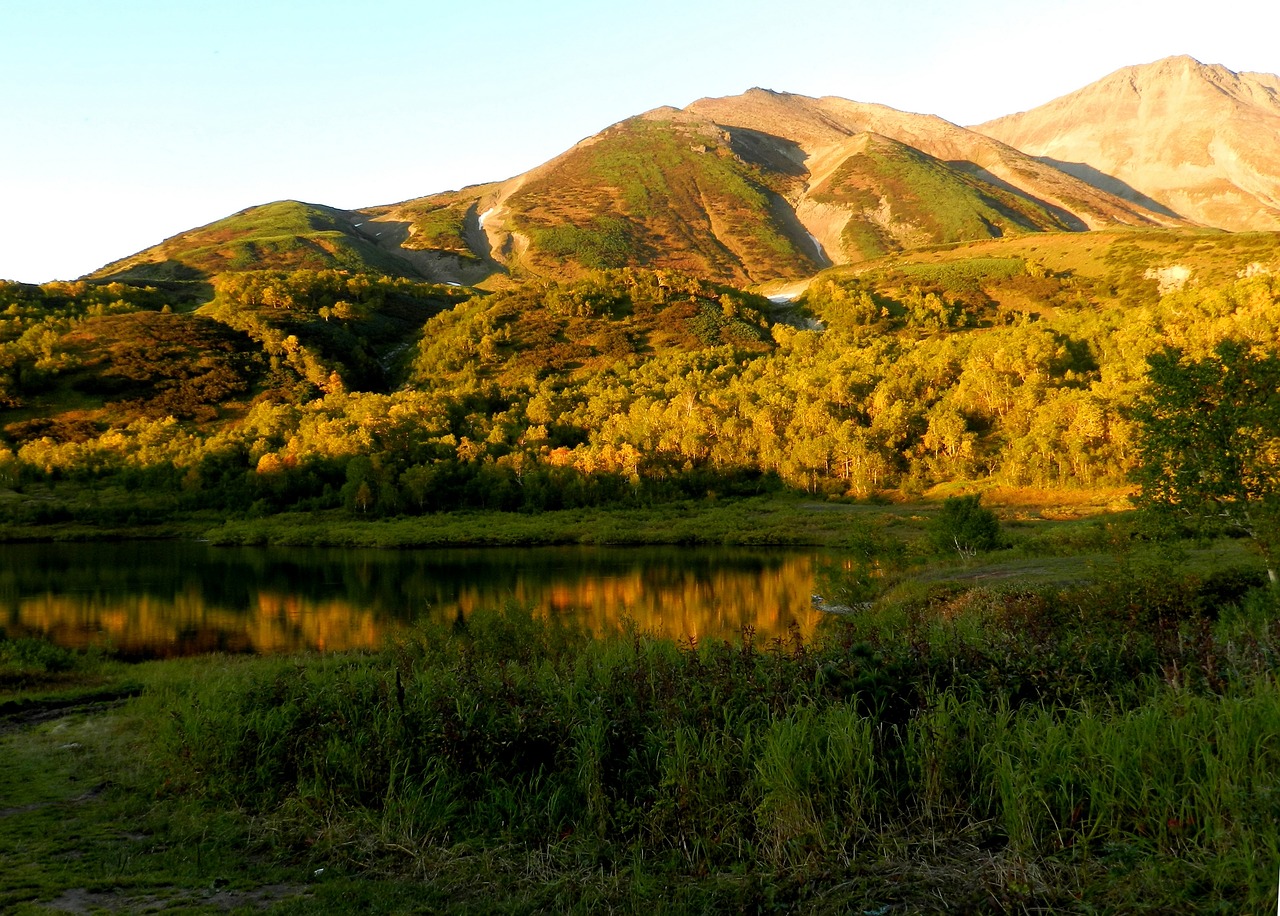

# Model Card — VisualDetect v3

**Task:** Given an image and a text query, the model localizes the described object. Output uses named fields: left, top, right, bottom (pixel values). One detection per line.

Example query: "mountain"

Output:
left=680, top=90, right=1181, bottom=260
left=974, top=56, right=1280, bottom=232
left=93, top=90, right=1182, bottom=287
left=377, top=91, right=1178, bottom=284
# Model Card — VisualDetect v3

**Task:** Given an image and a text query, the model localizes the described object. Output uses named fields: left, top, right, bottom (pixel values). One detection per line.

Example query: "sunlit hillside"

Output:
left=91, top=201, right=427, bottom=282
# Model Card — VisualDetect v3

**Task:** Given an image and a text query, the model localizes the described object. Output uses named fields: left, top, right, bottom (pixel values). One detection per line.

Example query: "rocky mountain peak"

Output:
left=974, top=57, right=1280, bottom=230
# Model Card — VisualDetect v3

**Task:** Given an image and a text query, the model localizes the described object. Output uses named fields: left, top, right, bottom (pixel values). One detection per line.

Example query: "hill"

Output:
left=974, top=56, right=1280, bottom=232
left=89, top=200, right=433, bottom=283
left=683, top=89, right=1182, bottom=256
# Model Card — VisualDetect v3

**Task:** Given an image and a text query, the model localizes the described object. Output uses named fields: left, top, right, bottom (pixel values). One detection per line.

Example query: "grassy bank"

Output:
left=3, top=547, right=1280, bottom=913
left=198, top=497, right=868, bottom=548
left=0, top=493, right=870, bottom=549
left=0, top=484, right=1135, bottom=549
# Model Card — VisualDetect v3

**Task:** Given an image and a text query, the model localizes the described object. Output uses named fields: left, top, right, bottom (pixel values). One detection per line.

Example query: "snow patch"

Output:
left=806, top=232, right=827, bottom=261
left=1145, top=264, right=1192, bottom=294
left=479, top=208, right=496, bottom=228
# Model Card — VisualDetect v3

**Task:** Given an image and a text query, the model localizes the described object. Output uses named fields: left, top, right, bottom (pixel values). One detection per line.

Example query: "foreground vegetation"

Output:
left=3, top=535, right=1279, bottom=913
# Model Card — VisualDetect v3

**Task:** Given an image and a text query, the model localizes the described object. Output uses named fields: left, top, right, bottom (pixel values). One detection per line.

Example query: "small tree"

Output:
left=930, top=494, right=1001, bottom=561
left=1133, top=341, right=1280, bottom=585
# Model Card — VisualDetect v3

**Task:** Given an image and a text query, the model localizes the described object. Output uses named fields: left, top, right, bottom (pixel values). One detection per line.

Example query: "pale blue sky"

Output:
left=2, top=0, right=1274, bottom=282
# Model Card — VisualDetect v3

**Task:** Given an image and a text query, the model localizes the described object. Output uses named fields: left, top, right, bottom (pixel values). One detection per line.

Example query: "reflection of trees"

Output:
left=1, top=544, right=824, bottom=656
left=446, top=553, right=822, bottom=643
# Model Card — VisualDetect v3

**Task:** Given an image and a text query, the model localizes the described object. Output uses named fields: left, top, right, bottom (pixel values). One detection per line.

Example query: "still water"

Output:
left=0, top=542, right=829, bottom=657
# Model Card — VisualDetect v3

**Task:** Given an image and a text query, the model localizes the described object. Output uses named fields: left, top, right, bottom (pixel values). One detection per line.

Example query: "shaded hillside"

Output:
left=0, top=271, right=468, bottom=466
left=0, top=294, right=269, bottom=446
left=975, top=56, right=1280, bottom=232
left=200, top=270, right=470, bottom=393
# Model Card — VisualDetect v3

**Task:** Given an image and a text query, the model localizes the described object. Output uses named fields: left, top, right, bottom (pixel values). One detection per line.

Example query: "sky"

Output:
left=2, top=0, right=1275, bottom=284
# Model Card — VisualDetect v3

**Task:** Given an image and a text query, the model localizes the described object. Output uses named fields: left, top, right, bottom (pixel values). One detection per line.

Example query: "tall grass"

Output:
left=137, top=570, right=1280, bottom=911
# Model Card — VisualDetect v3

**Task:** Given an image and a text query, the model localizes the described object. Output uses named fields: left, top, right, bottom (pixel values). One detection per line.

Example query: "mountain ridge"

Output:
left=89, top=57, right=1274, bottom=286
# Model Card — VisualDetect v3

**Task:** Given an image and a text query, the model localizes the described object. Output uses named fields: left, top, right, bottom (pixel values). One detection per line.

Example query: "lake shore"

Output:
left=0, top=487, right=1134, bottom=549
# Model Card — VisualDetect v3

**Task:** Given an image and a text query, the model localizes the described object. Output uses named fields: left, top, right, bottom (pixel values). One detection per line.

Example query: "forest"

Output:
left=2, top=231, right=1278, bottom=529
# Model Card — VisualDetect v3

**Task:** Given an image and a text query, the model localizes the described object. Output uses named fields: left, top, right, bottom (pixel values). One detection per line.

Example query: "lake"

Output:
left=0, top=542, right=832, bottom=657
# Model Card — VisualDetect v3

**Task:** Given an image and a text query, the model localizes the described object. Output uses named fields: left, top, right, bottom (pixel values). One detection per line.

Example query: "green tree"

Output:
left=1134, top=341, right=1280, bottom=585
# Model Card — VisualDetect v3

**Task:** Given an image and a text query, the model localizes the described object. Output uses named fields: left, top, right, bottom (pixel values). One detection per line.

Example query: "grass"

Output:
left=812, top=136, right=1065, bottom=262
left=398, top=202, right=476, bottom=256
left=198, top=494, right=897, bottom=548
left=191, top=489, right=1138, bottom=552
left=3, top=535, right=1280, bottom=911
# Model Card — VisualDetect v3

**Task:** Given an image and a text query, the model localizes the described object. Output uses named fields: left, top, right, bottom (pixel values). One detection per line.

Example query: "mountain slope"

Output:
left=974, top=56, right=1280, bottom=231
left=803, top=132, right=1067, bottom=260
left=684, top=90, right=1184, bottom=259
left=90, top=201, right=430, bottom=282
left=373, top=115, right=828, bottom=285
left=367, top=92, right=1177, bottom=284
left=88, top=81, right=1211, bottom=287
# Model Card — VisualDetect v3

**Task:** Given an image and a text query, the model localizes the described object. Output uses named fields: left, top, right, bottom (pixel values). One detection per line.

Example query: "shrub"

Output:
left=930, top=494, right=1001, bottom=559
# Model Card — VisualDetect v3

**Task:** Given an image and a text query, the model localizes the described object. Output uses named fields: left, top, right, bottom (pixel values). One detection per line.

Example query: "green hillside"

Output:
left=365, top=186, right=501, bottom=259
left=501, top=117, right=818, bottom=283
left=90, top=201, right=425, bottom=281
left=811, top=134, right=1071, bottom=261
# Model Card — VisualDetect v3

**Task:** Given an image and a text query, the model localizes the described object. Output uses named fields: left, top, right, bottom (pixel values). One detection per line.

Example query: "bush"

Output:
left=930, top=494, right=1001, bottom=559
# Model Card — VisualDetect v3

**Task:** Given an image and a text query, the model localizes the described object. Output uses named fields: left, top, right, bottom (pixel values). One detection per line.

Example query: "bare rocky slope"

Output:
left=974, top=56, right=1280, bottom=232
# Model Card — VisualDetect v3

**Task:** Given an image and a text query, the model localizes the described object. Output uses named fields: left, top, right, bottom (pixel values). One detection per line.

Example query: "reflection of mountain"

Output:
left=0, top=543, right=825, bottom=656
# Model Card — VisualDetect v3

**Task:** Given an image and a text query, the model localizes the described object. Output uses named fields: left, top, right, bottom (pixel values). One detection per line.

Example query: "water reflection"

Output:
left=0, top=542, right=826, bottom=657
